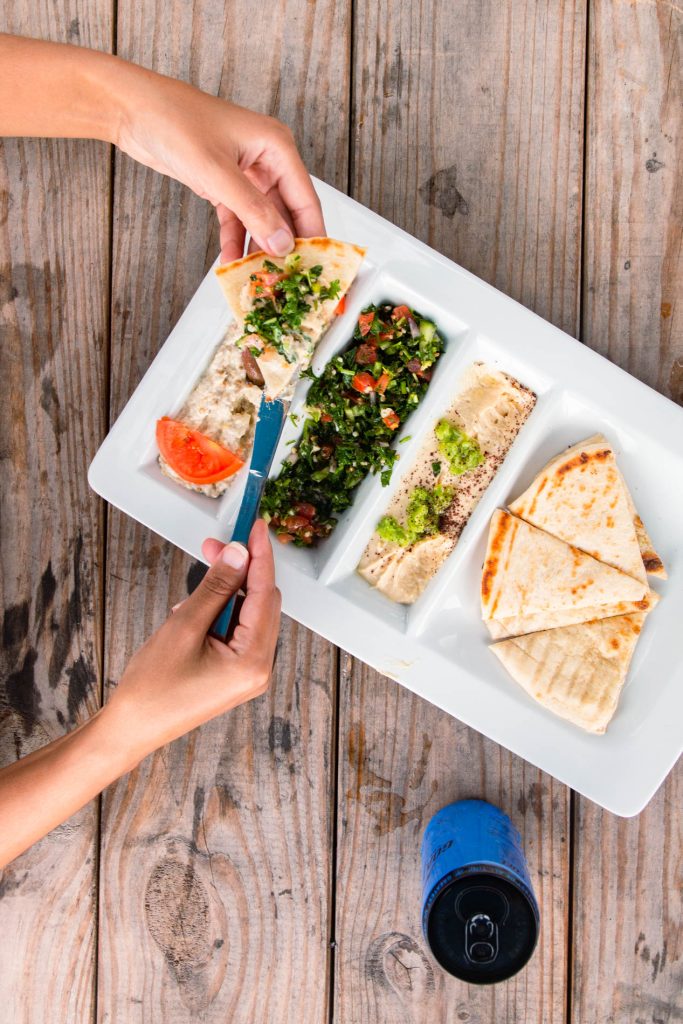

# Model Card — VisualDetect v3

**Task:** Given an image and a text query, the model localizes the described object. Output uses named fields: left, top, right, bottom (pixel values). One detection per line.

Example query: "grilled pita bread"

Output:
left=508, top=435, right=648, bottom=584
left=215, top=238, right=365, bottom=400
left=481, top=510, right=648, bottom=623
left=485, top=589, right=658, bottom=640
left=490, top=609, right=650, bottom=733
left=614, top=464, right=667, bottom=579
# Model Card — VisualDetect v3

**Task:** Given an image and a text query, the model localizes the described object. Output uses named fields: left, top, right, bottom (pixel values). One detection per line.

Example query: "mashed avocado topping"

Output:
left=435, top=419, right=484, bottom=475
left=376, top=483, right=455, bottom=547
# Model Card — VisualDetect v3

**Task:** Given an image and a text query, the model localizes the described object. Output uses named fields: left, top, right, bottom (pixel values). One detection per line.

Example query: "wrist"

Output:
left=78, top=50, right=143, bottom=146
left=86, top=698, right=148, bottom=777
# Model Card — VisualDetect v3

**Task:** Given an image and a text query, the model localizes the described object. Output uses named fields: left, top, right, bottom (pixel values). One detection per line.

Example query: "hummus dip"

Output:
left=357, top=362, right=536, bottom=603
left=159, top=322, right=262, bottom=497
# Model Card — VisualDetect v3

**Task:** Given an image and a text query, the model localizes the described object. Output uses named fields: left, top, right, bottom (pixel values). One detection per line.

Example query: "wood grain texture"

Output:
left=0, top=6, right=112, bottom=1023
left=583, top=0, right=683, bottom=398
left=351, top=0, right=586, bottom=335
left=98, top=1, right=350, bottom=1020
left=573, top=2, right=683, bottom=1021
left=334, top=2, right=586, bottom=1021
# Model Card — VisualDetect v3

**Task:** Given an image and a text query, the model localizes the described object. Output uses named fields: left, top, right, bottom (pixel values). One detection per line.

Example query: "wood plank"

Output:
left=97, top=1, right=350, bottom=1020
left=335, top=2, right=586, bottom=1020
left=0, top=6, right=112, bottom=1023
left=573, top=1, right=683, bottom=1020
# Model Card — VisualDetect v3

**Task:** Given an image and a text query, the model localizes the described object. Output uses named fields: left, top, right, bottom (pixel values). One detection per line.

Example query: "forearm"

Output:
left=0, top=703, right=142, bottom=868
left=0, top=33, right=141, bottom=144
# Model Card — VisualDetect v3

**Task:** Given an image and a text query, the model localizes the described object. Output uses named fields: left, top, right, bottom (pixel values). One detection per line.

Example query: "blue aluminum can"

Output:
left=421, top=799, right=539, bottom=983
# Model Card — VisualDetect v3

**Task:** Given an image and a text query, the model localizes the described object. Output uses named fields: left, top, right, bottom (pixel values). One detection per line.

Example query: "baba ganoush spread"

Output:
left=157, top=240, right=366, bottom=496
left=357, top=362, right=536, bottom=603
left=159, top=323, right=262, bottom=497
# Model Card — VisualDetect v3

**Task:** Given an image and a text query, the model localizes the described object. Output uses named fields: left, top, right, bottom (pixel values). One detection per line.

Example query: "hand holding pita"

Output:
left=0, top=34, right=325, bottom=263
left=113, top=68, right=326, bottom=262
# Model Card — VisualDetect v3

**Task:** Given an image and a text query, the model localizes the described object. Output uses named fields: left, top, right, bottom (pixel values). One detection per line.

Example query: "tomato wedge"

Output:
left=156, top=417, right=244, bottom=485
left=358, top=311, right=375, bottom=336
left=335, top=295, right=347, bottom=315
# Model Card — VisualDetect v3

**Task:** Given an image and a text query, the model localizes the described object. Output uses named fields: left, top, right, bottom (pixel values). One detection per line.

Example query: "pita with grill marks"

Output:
left=480, top=510, right=648, bottom=624
left=509, top=435, right=650, bottom=584
left=490, top=610, right=649, bottom=733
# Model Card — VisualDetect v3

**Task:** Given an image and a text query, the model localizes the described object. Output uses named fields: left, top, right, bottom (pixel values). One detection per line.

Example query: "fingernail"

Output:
left=267, top=227, right=294, bottom=256
left=221, top=542, right=248, bottom=569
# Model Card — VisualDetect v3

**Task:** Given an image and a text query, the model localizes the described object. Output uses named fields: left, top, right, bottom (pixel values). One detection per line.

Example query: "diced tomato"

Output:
left=283, top=515, right=313, bottom=532
left=351, top=372, right=376, bottom=394
left=277, top=532, right=295, bottom=544
left=156, top=417, right=244, bottom=485
left=380, top=407, right=400, bottom=430
left=375, top=371, right=390, bottom=395
left=320, top=411, right=333, bottom=422
left=294, top=502, right=317, bottom=520
left=283, top=516, right=314, bottom=543
left=249, top=270, right=286, bottom=297
left=391, top=304, right=412, bottom=322
left=378, top=330, right=394, bottom=342
left=418, top=366, right=432, bottom=381
left=335, top=295, right=347, bottom=315
left=358, top=311, right=375, bottom=337
left=355, top=343, right=378, bottom=365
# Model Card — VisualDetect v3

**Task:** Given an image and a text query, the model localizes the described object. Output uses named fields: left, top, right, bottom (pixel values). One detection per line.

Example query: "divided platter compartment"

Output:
left=89, top=178, right=683, bottom=816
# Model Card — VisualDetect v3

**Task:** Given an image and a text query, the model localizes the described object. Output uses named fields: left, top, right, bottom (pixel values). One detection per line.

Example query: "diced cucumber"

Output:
left=419, top=319, right=436, bottom=342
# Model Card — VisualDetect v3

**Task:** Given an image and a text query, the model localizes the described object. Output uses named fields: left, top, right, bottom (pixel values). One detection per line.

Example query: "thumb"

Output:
left=179, top=542, right=250, bottom=629
left=215, top=167, right=294, bottom=257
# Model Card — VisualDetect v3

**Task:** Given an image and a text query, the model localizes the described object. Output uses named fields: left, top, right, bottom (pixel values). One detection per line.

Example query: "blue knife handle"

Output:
left=208, top=469, right=267, bottom=642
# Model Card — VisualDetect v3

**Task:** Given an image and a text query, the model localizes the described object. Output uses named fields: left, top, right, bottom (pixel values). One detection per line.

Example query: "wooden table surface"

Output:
left=1, top=2, right=681, bottom=1022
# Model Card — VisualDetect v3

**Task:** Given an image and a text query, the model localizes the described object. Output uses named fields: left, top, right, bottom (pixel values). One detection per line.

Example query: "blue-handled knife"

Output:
left=209, top=395, right=287, bottom=642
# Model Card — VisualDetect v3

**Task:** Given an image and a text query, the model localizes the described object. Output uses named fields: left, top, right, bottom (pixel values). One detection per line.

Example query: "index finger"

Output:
left=273, top=145, right=326, bottom=239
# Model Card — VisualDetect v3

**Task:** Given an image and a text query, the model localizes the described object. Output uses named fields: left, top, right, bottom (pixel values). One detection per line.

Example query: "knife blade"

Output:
left=209, top=394, right=288, bottom=641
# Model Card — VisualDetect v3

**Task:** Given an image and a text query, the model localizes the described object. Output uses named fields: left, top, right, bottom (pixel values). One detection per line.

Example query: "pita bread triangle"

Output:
left=485, top=588, right=658, bottom=640
left=215, top=238, right=365, bottom=400
left=615, top=464, right=667, bottom=579
left=481, top=510, right=648, bottom=623
left=490, top=609, right=649, bottom=733
left=508, top=435, right=648, bottom=584
left=215, top=237, right=366, bottom=320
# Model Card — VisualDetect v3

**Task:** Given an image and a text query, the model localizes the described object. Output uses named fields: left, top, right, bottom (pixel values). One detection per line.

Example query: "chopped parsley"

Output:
left=242, top=253, right=341, bottom=363
left=261, top=303, right=445, bottom=545
left=431, top=460, right=442, bottom=476
left=434, top=419, right=484, bottom=475
left=377, top=483, right=455, bottom=547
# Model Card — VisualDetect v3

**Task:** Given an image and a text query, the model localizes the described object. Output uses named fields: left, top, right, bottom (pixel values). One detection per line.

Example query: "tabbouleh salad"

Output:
left=261, top=302, right=445, bottom=546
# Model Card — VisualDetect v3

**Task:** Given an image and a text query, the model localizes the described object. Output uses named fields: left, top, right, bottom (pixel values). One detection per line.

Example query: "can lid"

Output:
left=426, top=869, right=538, bottom=984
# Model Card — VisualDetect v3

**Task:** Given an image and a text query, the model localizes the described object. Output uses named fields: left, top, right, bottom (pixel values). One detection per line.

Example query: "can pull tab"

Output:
left=465, top=913, right=498, bottom=965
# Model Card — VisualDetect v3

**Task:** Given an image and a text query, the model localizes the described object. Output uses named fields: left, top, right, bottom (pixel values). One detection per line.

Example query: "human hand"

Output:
left=104, top=519, right=281, bottom=764
left=112, top=64, right=325, bottom=262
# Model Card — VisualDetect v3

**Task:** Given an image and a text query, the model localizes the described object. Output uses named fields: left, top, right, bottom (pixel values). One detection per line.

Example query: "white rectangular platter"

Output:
left=89, top=178, right=683, bottom=817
